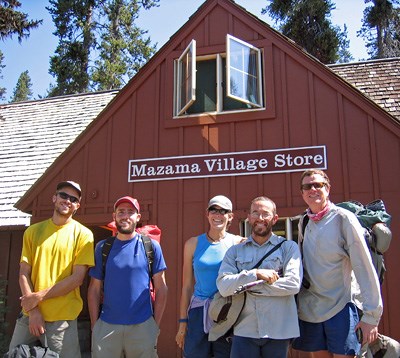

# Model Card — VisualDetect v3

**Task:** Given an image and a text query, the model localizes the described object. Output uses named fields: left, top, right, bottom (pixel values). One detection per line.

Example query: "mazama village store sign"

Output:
left=128, top=145, right=327, bottom=182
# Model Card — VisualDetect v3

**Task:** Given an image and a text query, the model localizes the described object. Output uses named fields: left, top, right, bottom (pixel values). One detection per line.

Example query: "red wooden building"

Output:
left=12, top=0, right=400, bottom=356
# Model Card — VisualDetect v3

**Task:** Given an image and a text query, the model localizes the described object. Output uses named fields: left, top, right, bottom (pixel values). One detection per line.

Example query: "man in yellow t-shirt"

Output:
left=8, top=181, right=94, bottom=358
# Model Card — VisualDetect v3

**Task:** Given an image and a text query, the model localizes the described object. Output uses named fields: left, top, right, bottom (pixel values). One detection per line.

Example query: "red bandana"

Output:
left=307, top=201, right=331, bottom=222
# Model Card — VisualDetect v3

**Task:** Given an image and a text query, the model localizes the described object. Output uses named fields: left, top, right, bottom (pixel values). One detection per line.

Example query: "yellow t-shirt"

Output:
left=21, top=218, right=94, bottom=321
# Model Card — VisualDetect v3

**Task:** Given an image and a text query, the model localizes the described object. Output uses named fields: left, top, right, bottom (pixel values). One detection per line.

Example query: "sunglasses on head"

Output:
left=301, top=182, right=326, bottom=191
left=57, top=191, right=80, bottom=204
left=208, top=207, right=230, bottom=215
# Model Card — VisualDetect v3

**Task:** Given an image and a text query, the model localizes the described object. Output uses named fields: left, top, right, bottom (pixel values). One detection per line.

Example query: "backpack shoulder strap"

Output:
left=298, top=213, right=309, bottom=254
left=101, top=236, right=116, bottom=279
left=141, top=235, right=154, bottom=279
left=101, top=235, right=155, bottom=280
left=301, top=213, right=309, bottom=237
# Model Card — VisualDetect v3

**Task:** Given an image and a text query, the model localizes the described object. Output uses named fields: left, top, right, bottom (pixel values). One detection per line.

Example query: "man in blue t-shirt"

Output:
left=88, top=196, right=168, bottom=358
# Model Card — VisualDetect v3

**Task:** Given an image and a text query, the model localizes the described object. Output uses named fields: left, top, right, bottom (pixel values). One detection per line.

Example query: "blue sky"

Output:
left=1, top=0, right=368, bottom=102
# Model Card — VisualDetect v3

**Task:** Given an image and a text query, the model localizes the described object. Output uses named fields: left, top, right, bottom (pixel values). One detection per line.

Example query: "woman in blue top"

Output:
left=175, top=195, right=243, bottom=358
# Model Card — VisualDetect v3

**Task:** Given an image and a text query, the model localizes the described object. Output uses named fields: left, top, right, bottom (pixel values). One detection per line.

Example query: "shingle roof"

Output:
left=329, top=58, right=400, bottom=119
left=0, top=91, right=118, bottom=226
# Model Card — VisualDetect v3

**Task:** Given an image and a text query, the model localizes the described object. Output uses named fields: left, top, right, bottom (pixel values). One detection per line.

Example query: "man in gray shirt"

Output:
left=292, top=169, right=382, bottom=358
left=216, top=196, right=302, bottom=358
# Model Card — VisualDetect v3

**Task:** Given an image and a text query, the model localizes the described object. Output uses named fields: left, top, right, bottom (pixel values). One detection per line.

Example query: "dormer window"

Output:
left=174, top=35, right=264, bottom=117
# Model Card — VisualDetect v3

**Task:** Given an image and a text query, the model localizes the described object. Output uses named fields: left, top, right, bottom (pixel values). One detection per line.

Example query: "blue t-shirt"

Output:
left=89, top=234, right=167, bottom=324
left=193, top=233, right=237, bottom=299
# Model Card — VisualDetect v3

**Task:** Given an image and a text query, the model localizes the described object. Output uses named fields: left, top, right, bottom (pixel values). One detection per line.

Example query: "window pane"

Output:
left=187, top=60, right=217, bottom=114
left=222, top=58, right=249, bottom=111
left=179, top=52, right=192, bottom=105
left=176, top=40, right=196, bottom=115
left=227, top=35, right=262, bottom=108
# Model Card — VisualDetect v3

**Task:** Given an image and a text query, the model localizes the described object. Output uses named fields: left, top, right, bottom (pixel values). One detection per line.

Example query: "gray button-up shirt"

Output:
left=216, top=234, right=302, bottom=339
left=297, top=205, right=382, bottom=325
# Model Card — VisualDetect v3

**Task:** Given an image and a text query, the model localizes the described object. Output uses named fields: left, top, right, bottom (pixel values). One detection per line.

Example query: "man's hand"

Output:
left=20, top=291, right=42, bottom=312
left=356, top=321, right=378, bottom=344
left=28, top=308, right=45, bottom=337
left=256, top=269, right=279, bottom=284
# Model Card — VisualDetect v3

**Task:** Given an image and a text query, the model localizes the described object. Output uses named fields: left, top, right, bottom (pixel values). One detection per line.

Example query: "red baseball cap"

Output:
left=113, top=196, right=140, bottom=213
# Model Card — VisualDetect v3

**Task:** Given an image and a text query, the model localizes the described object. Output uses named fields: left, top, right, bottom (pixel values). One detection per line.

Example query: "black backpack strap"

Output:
left=301, top=213, right=309, bottom=238
left=299, top=213, right=311, bottom=288
left=251, top=239, right=286, bottom=269
left=297, top=212, right=309, bottom=253
left=101, top=236, right=116, bottom=279
left=140, top=235, right=154, bottom=279
left=101, top=235, right=154, bottom=281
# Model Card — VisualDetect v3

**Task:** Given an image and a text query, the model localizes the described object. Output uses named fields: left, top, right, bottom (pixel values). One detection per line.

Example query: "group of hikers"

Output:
left=5, top=169, right=399, bottom=357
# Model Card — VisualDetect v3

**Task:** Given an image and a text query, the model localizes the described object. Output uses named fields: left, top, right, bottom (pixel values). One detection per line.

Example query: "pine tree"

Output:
left=47, top=0, right=96, bottom=96
left=91, top=0, right=157, bottom=91
left=0, top=0, right=42, bottom=42
left=262, top=0, right=350, bottom=64
left=47, top=0, right=159, bottom=96
left=0, top=51, right=6, bottom=102
left=0, top=1, right=42, bottom=101
left=337, top=24, right=354, bottom=63
left=358, top=0, right=400, bottom=59
left=10, top=70, right=33, bottom=102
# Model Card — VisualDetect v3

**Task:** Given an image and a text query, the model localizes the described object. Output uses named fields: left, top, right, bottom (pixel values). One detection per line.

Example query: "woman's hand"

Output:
left=175, top=322, right=187, bottom=349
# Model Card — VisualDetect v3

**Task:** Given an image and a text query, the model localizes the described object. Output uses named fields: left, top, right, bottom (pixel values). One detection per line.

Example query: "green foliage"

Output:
left=0, top=0, right=42, bottom=42
left=10, top=70, right=33, bottom=102
left=337, top=24, right=354, bottom=63
left=358, top=0, right=400, bottom=59
left=0, top=279, right=9, bottom=356
left=47, top=0, right=95, bottom=96
left=262, top=0, right=350, bottom=64
left=0, top=50, right=6, bottom=102
left=47, top=0, right=159, bottom=96
left=91, top=0, right=157, bottom=90
left=0, top=1, right=41, bottom=102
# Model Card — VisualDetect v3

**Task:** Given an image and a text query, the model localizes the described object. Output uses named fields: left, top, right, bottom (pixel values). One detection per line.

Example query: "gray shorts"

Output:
left=91, top=316, right=160, bottom=358
left=8, top=313, right=81, bottom=358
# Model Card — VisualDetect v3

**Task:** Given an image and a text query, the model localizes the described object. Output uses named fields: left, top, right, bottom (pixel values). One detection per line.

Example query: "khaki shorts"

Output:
left=9, top=313, right=81, bottom=358
left=92, top=316, right=160, bottom=358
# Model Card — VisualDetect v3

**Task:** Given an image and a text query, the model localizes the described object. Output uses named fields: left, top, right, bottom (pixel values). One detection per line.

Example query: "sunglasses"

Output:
left=57, top=191, right=80, bottom=204
left=208, top=207, right=230, bottom=215
left=301, top=182, right=326, bottom=191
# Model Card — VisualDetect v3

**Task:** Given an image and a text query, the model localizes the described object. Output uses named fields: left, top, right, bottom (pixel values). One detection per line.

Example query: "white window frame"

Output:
left=174, top=35, right=263, bottom=117
left=226, top=34, right=263, bottom=108
left=176, top=40, right=196, bottom=116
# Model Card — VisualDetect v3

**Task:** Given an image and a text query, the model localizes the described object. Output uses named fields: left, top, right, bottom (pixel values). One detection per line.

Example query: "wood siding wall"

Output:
left=0, top=228, right=23, bottom=341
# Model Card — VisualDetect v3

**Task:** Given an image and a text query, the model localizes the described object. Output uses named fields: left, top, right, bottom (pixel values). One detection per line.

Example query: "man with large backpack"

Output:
left=291, top=170, right=382, bottom=358
left=87, top=196, right=168, bottom=358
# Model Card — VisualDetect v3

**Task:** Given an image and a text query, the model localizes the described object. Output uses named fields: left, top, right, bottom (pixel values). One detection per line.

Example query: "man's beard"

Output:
left=116, top=221, right=136, bottom=234
left=252, top=221, right=273, bottom=237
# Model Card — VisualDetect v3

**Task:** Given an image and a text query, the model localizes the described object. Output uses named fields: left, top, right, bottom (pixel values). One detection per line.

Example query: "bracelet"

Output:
left=178, top=318, right=188, bottom=323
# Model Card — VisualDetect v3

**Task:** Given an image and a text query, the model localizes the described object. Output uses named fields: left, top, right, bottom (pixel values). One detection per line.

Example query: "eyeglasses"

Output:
left=208, top=207, right=230, bottom=215
left=301, top=182, right=326, bottom=191
left=57, top=191, right=80, bottom=204
left=250, top=211, right=273, bottom=220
